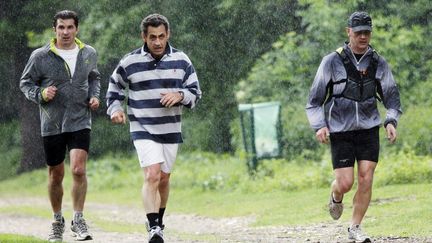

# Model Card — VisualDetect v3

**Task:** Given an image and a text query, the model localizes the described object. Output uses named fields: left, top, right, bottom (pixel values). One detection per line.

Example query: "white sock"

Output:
left=73, top=211, right=83, bottom=222
left=54, top=211, right=63, bottom=222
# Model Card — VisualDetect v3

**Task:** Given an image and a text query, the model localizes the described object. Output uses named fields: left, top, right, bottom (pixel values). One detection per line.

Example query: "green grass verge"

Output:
left=0, top=234, right=47, bottom=243
left=0, top=152, right=431, bottom=238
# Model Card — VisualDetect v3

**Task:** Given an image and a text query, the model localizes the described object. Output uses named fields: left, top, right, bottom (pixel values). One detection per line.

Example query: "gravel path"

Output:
left=0, top=197, right=430, bottom=242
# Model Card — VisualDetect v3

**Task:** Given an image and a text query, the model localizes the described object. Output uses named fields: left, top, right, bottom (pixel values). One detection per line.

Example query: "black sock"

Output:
left=158, top=208, right=166, bottom=226
left=147, top=213, right=159, bottom=228
left=332, top=193, right=343, bottom=203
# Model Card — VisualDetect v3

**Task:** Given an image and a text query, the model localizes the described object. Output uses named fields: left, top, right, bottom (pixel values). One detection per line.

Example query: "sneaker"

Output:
left=348, top=224, right=371, bottom=243
left=145, top=221, right=165, bottom=231
left=48, top=217, right=65, bottom=242
left=328, top=192, right=343, bottom=220
left=71, top=218, right=93, bottom=241
left=148, top=225, right=164, bottom=243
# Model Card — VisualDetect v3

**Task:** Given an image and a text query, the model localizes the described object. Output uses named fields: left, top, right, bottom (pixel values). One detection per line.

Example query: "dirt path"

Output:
left=0, top=197, right=429, bottom=242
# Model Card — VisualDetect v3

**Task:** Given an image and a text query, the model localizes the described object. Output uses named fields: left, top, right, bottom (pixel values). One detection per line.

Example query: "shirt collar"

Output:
left=141, top=43, right=172, bottom=58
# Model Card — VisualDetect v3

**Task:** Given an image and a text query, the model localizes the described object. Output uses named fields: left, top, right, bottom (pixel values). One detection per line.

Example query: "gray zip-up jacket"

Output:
left=306, top=43, right=402, bottom=133
left=20, top=38, right=101, bottom=136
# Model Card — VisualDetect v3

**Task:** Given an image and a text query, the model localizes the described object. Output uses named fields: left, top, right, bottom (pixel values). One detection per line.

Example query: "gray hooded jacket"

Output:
left=20, top=38, right=100, bottom=136
left=306, top=43, right=402, bottom=133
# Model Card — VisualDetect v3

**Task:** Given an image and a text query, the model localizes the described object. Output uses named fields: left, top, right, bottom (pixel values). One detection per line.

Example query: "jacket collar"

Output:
left=343, top=41, right=373, bottom=61
left=49, top=38, right=85, bottom=54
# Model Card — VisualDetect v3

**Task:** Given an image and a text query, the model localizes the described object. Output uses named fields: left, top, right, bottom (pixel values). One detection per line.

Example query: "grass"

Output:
left=0, top=234, right=47, bottom=243
left=0, top=152, right=431, bottom=240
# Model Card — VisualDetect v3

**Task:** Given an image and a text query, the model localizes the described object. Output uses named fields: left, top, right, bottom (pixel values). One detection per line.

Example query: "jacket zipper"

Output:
left=329, top=100, right=335, bottom=124
left=64, top=62, right=72, bottom=83
left=349, top=48, right=369, bottom=127
left=355, top=102, right=359, bottom=126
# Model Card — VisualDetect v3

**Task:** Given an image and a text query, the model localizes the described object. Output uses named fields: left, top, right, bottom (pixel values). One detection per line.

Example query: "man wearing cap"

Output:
left=306, top=11, right=402, bottom=242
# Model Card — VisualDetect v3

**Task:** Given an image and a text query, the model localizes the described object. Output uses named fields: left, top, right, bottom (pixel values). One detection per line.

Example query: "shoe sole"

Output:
left=72, top=232, right=93, bottom=241
left=348, top=238, right=371, bottom=243
left=149, top=235, right=164, bottom=243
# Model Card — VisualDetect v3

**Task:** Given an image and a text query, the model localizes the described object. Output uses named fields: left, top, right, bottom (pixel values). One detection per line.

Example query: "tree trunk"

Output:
left=18, top=100, right=45, bottom=172
left=16, top=39, right=45, bottom=173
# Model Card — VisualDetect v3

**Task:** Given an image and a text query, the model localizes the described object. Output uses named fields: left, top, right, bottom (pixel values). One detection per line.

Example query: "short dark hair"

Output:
left=141, top=14, right=170, bottom=35
left=53, top=10, right=79, bottom=28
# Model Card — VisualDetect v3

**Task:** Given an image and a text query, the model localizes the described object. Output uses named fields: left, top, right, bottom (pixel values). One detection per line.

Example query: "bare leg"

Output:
left=332, top=167, right=355, bottom=201
left=70, top=149, right=88, bottom=212
left=159, top=172, right=171, bottom=208
left=48, top=163, right=65, bottom=213
left=142, top=163, right=162, bottom=213
left=352, top=160, right=376, bottom=225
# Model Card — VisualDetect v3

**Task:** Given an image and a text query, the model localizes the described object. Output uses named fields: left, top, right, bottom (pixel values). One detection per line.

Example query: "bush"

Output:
left=375, top=150, right=432, bottom=186
left=0, top=121, right=21, bottom=181
left=391, top=105, right=432, bottom=156
left=90, top=117, right=134, bottom=158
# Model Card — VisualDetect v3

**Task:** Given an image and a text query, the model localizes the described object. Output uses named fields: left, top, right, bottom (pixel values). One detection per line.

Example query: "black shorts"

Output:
left=330, top=126, right=379, bottom=169
left=43, top=129, right=91, bottom=166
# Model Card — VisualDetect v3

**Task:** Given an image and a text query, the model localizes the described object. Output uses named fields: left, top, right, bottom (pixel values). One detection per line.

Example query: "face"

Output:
left=54, top=18, right=78, bottom=49
left=346, top=28, right=371, bottom=54
left=142, top=25, right=169, bottom=59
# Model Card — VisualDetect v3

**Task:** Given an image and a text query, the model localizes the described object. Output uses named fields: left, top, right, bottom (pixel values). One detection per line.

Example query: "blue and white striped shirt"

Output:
left=106, top=44, right=201, bottom=143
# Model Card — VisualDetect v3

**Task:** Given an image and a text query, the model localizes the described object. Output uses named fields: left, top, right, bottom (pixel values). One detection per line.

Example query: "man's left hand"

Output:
left=385, top=123, right=397, bottom=143
left=160, top=92, right=183, bottom=108
left=89, top=97, right=100, bottom=111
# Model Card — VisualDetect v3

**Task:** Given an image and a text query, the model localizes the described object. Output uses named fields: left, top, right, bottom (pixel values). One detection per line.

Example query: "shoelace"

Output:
left=351, top=226, right=367, bottom=238
left=50, top=222, right=64, bottom=236
left=75, top=219, right=89, bottom=233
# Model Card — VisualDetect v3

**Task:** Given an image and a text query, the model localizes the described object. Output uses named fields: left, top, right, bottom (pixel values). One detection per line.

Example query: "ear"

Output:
left=345, top=27, right=350, bottom=37
left=166, top=30, right=170, bottom=40
left=141, top=32, right=146, bottom=42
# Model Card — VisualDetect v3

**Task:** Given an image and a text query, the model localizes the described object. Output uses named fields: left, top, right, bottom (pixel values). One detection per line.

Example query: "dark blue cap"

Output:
left=348, top=11, right=372, bottom=32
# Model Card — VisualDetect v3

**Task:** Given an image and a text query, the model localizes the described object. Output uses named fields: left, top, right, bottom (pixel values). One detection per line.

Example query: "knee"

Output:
left=49, top=168, right=64, bottom=184
left=358, top=172, right=374, bottom=188
left=71, top=165, right=86, bottom=178
left=145, top=170, right=161, bottom=185
left=159, top=174, right=170, bottom=188
left=50, top=173, right=64, bottom=185
left=337, top=179, right=354, bottom=193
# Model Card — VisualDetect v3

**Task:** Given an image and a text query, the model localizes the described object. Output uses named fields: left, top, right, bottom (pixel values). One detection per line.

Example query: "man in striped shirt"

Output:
left=106, top=14, right=201, bottom=243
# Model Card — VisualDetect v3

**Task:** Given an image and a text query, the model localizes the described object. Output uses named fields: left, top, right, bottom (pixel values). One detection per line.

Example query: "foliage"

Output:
left=234, top=0, right=432, bottom=158
left=0, top=121, right=21, bottom=181
left=383, top=105, right=432, bottom=156
left=82, top=150, right=432, bottom=194
left=2, top=0, right=432, bottom=173
left=375, top=151, right=432, bottom=186
left=235, top=1, right=347, bottom=159
left=89, top=117, right=134, bottom=158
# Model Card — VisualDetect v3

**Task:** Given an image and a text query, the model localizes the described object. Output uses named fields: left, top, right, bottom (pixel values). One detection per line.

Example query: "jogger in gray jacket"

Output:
left=305, top=42, right=401, bottom=133
left=19, top=10, right=99, bottom=242
left=305, top=11, right=402, bottom=242
left=20, top=36, right=100, bottom=136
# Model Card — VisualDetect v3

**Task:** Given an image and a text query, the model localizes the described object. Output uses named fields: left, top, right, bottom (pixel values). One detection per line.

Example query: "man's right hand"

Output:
left=42, top=86, right=57, bottom=101
left=111, top=111, right=126, bottom=124
left=316, top=127, right=330, bottom=144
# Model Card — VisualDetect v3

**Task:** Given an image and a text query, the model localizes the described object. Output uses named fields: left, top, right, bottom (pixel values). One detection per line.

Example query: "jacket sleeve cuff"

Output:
left=107, top=100, right=123, bottom=117
left=384, top=119, right=397, bottom=128
left=41, top=88, right=49, bottom=102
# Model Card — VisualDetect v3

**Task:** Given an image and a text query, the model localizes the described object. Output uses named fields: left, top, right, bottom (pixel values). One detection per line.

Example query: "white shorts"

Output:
left=133, top=139, right=179, bottom=173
